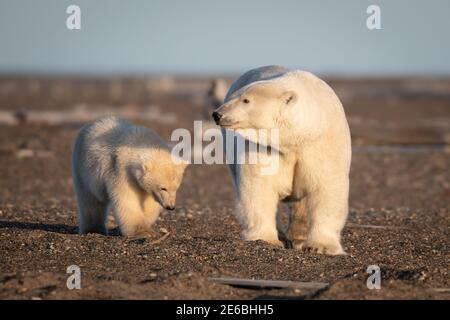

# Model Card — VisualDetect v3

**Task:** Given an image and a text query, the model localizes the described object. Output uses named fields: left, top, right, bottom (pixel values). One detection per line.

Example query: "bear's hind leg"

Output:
left=76, top=188, right=108, bottom=235
left=276, top=211, right=290, bottom=248
left=287, top=199, right=309, bottom=246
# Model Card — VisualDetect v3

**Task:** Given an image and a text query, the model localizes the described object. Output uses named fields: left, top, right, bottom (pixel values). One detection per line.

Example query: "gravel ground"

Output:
left=0, top=78, right=449, bottom=299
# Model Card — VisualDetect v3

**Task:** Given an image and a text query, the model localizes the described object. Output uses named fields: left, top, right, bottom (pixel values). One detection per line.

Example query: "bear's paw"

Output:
left=295, top=240, right=346, bottom=256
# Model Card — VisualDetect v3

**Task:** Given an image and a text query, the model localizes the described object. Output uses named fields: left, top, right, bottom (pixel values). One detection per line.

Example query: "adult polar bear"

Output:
left=212, top=66, right=351, bottom=255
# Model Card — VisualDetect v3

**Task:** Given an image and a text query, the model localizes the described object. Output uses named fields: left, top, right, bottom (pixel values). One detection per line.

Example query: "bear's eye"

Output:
left=160, top=187, right=168, bottom=192
left=243, top=98, right=250, bottom=104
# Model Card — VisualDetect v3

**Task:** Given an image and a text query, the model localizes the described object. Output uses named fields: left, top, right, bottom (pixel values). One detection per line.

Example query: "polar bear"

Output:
left=72, top=116, right=188, bottom=237
left=212, top=66, right=351, bottom=255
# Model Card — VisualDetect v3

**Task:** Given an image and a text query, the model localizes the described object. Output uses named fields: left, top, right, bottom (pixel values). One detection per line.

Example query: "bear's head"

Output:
left=131, top=152, right=188, bottom=210
left=212, top=81, right=298, bottom=131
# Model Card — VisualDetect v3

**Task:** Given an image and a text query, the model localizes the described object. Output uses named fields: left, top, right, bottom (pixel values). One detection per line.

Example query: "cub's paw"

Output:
left=295, top=240, right=346, bottom=256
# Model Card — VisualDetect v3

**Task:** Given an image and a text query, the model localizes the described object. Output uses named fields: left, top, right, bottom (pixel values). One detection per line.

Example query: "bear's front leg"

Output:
left=141, top=196, right=162, bottom=234
left=235, top=168, right=283, bottom=247
left=295, top=184, right=348, bottom=255
left=110, top=193, right=153, bottom=238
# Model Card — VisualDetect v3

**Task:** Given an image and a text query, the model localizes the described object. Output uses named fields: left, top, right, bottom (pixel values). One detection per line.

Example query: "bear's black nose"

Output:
left=166, top=205, right=175, bottom=211
left=212, top=111, right=223, bottom=124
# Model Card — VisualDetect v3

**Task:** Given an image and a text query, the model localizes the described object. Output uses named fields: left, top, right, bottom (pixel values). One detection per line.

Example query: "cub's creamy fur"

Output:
left=214, top=66, right=351, bottom=255
left=72, top=116, right=187, bottom=237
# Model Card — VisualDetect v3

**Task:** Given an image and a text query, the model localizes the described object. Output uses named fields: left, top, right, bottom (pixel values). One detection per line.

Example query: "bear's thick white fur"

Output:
left=215, top=66, right=351, bottom=255
left=72, top=116, right=187, bottom=237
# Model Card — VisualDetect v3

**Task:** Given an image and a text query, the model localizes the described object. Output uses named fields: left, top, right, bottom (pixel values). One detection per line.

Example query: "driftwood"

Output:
left=150, top=232, right=171, bottom=245
left=127, top=232, right=171, bottom=244
left=208, top=276, right=329, bottom=291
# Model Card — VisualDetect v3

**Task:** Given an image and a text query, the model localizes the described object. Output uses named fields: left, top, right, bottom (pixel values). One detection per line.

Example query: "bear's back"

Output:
left=81, top=116, right=128, bottom=146
left=82, top=116, right=167, bottom=151
left=122, top=125, right=169, bottom=151
left=76, top=115, right=169, bottom=175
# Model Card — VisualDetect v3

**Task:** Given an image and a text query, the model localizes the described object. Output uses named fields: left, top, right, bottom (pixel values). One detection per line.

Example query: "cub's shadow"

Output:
left=0, top=220, right=121, bottom=236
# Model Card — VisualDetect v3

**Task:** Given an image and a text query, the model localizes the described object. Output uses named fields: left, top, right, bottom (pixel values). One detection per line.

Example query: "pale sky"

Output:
left=0, top=0, right=449, bottom=76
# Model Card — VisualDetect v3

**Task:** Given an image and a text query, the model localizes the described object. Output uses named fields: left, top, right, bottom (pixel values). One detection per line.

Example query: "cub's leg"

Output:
left=111, top=199, right=150, bottom=238
left=109, top=184, right=154, bottom=238
left=287, top=199, right=309, bottom=246
left=75, top=185, right=108, bottom=235
left=296, top=184, right=348, bottom=255
left=141, top=196, right=162, bottom=232
left=236, top=166, right=283, bottom=247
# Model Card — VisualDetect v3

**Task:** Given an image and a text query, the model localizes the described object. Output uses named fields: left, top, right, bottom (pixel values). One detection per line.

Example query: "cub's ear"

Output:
left=142, top=162, right=152, bottom=171
left=281, top=91, right=297, bottom=105
left=130, top=163, right=145, bottom=179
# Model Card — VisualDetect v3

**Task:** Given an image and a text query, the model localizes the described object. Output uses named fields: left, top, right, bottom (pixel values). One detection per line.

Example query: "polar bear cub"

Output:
left=213, top=66, right=351, bottom=255
left=72, top=116, right=188, bottom=237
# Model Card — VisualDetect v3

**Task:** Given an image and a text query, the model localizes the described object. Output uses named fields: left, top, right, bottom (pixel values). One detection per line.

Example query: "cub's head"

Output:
left=212, top=81, right=297, bottom=130
left=131, top=152, right=188, bottom=210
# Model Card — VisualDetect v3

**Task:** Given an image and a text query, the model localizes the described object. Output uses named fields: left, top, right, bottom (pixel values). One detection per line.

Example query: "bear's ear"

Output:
left=281, top=91, right=297, bottom=105
left=130, top=163, right=146, bottom=179
left=142, top=162, right=152, bottom=171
